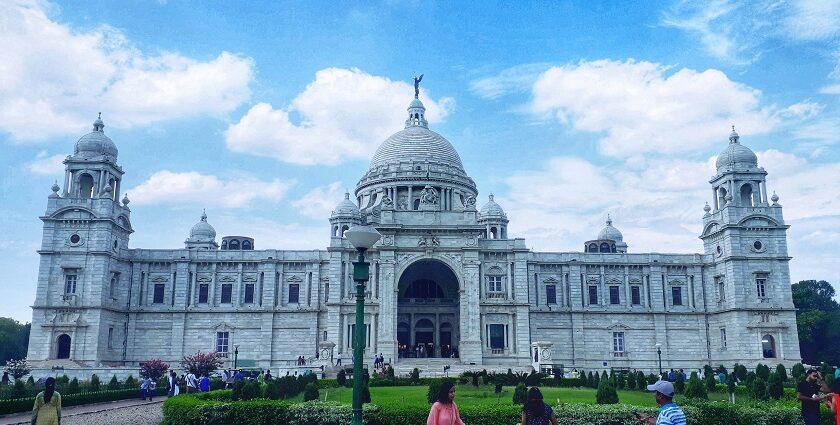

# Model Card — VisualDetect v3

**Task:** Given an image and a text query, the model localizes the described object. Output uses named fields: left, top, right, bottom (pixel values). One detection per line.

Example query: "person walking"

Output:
left=426, top=381, right=464, bottom=425
left=221, top=369, right=229, bottom=389
left=140, top=376, right=154, bottom=401
left=167, top=370, right=179, bottom=397
left=521, top=387, right=558, bottom=425
left=31, top=377, right=61, bottom=425
left=185, top=370, right=197, bottom=394
left=798, top=368, right=830, bottom=425
left=635, top=381, right=686, bottom=425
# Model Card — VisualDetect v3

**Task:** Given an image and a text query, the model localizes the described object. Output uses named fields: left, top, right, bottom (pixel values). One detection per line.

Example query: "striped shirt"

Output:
left=656, top=403, right=686, bottom=425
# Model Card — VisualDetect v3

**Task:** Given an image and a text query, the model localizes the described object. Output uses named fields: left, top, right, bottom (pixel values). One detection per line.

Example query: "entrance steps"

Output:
left=393, top=359, right=533, bottom=378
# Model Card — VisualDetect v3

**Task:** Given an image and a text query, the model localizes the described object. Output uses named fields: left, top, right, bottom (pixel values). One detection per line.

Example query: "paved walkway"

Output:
left=0, top=398, right=163, bottom=425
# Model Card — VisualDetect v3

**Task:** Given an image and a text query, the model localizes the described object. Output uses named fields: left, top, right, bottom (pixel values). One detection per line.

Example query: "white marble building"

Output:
left=27, top=94, right=801, bottom=373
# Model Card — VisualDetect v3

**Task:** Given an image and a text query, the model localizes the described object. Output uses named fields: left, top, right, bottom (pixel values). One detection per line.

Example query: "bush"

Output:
left=56, top=375, right=70, bottom=385
left=67, top=377, right=80, bottom=394
left=704, top=371, right=717, bottom=392
left=791, top=363, right=805, bottom=381
left=756, top=363, right=771, bottom=381
left=107, top=375, right=120, bottom=390
left=684, top=372, right=708, bottom=400
left=232, top=380, right=261, bottom=401
left=426, top=379, right=454, bottom=404
left=303, top=382, right=319, bottom=401
left=774, top=364, right=788, bottom=383
left=674, top=373, right=685, bottom=394
left=139, top=358, right=170, bottom=380
left=616, top=372, right=626, bottom=390
left=627, top=372, right=637, bottom=390
left=512, top=383, right=527, bottom=405
left=751, top=377, right=768, bottom=401
left=124, top=375, right=136, bottom=389
left=410, top=368, right=420, bottom=385
left=636, top=371, right=647, bottom=391
left=745, top=371, right=756, bottom=389
left=90, top=374, right=101, bottom=392
left=767, top=372, right=784, bottom=400
left=181, top=351, right=224, bottom=377
left=647, top=373, right=657, bottom=385
left=336, top=369, right=347, bottom=387
left=734, top=364, right=748, bottom=382
left=265, top=379, right=282, bottom=400
left=595, top=377, right=618, bottom=404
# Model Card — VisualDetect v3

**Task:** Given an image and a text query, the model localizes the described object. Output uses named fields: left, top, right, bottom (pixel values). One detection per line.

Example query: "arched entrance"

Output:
left=56, top=334, right=71, bottom=359
left=396, top=259, right=460, bottom=359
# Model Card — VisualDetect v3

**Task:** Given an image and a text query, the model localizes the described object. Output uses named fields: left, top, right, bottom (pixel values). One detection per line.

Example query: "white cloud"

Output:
left=783, top=0, right=840, bottom=41
left=26, top=150, right=66, bottom=175
left=0, top=1, right=253, bottom=142
left=224, top=68, right=455, bottom=165
left=529, top=59, right=775, bottom=158
left=469, top=63, right=551, bottom=100
left=126, top=171, right=293, bottom=208
left=292, top=181, right=347, bottom=219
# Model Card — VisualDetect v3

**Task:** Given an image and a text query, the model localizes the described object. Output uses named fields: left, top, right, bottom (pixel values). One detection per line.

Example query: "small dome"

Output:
left=74, top=113, right=118, bottom=159
left=189, top=211, right=216, bottom=242
left=479, top=194, right=507, bottom=218
left=597, top=215, right=623, bottom=242
left=332, top=192, right=361, bottom=218
left=715, top=126, right=757, bottom=172
left=409, top=98, right=425, bottom=109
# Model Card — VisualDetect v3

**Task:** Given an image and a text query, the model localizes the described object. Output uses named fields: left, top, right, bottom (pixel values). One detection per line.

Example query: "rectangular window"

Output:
left=221, top=284, right=232, bottom=304
left=487, top=276, right=503, bottom=294
left=631, top=286, right=641, bottom=305
left=153, top=284, right=165, bottom=304
left=671, top=286, right=683, bottom=306
left=545, top=284, right=557, bottom=305
left=588, top=285, right=598, bottom=305
left=716, top=276, right=725, bottom=302
left=110, top=275, right=118, bottom=300
left=488, top=324, right=505, bottom=350
left=108, top=327, right=114, bottom=349
left=609, top=285, right=620, bottom=305
left=198, top=284, right=209, bottom=303
left=612, top=331, right=625, bottom=357
left=64, top=274, right=77, bottom=294
left=244, top=284, right=255, bottom=304
left=756, top=277, right=767, bottom=299
left=720, top=328, right=727, bottom=349
left=216, top=331, right=229, bottom=353
left=289, top=284, right=300, bottom=303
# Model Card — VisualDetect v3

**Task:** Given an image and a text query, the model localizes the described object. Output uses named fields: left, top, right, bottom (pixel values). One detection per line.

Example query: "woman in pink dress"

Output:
left=427, top=382, right=465, bottom=425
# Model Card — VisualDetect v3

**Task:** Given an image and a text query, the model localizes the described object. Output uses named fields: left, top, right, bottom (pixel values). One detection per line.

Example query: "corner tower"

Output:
left=28, top=114, right=134, bottom=366
left=700, top=127, right=799, bottom=364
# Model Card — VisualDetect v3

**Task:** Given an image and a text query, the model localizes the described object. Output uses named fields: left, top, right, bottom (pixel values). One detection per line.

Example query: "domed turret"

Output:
left=597, top=216, right=623, bottom=242
left=185, top=210, right=218, bottom=250
left=585, top=215, right=628, bottom=253
left=479, top=194, right=507, bottom=219
left=329, top=192, right=362, bottom=238
left=331, top=191, right=361, bottom=219
left=74, top=113, right=118, bottom=159
left=715, top=126, right=757, bottom=173
left=478, top=194, right=509, bottom=239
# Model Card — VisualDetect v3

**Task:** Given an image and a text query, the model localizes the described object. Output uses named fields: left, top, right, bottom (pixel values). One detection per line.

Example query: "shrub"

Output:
left=25, top=376, right=34, bottom=386
left=647, top=373, right=657, bottom=385
left=591, top=371, right=599, bottom=389
left=715, top=365, right=728, bottom=376
left=674, top=372, right=685, bottom=394
left=684, top=372, right=708, bottom=400
left=525, top=372, right=544, bottom=387
left=12, top=380, right=25, bottom=398
left=181, top=351, right=224, bottom=377
left=636, top=371, right=647, bottom=391
left=734, top=364, right=748, bottom=382
left=107, top=375, right=119, bottom=390
left=4, top=358, right=31, bottom=380
left=767, top=372, right=784, bottom=400
left=512, top=383, right=527, bottom=405
left=336, top=369, right=347, bottom=387
left=704, top=371, right=717, bottom=392
left=755, top=363, right=770, bottom=381
left=90, top=374, right=101, bottom=392
left=56, top=374, right=70, bottom=385
left=774, top=364, right=788, bottom=383
left=139, top=358, right=170, bottom=380
left=303, top=382, right=319, bottom=401
left=67, top=377, right=80, bottom=394
left=426, top=379, right=454, bottom=404
left=791, top=363, right=805, bottom=381
left=265, top=379, right=282, bottom=400
left=124, top=375, right=136, bottom=388
left=751, top=377, right=768, bottom=401
left=616, top=372, right=626, bottom=390
left=410, top=368, right=420, bottom=385
left=595, top=377, right=618, bottom=404
left=627, top=372, right=637, bottom=390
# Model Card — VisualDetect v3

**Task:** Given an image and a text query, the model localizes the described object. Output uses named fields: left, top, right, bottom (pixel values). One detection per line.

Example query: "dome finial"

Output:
left=729, top=125, right=739, bottom=144
left=606, top=214, right=612, bottom=226
left=93, top=112, right=105, bottom=132
left=489, top=193, right=494, bottom=201
left=413, top=74, right=423, bottom=99
left=122, top=193, right=130, bottom=206
left=201, top=209, right=207, bottom=221
left=344, top=191, right=350, bottom=200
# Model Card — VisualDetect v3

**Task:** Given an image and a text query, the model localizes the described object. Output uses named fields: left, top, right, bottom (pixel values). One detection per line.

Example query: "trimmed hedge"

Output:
left=0, top=387, right=167, bottom=414
left=162, top=392, right=836, bottom=425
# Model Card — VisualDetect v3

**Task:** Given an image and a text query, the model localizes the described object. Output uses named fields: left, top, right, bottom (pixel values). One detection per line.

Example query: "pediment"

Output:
left=607, top=322, right=630, bottom=330
left=213, top=322, right=235, bottom=331
left=738, top=215, right=779, bottom=227
left=243, top=274, right=258, bottom=282
left=51, top=207, right=97, bottom=220
left=218, top=275, right=237, bottom=283
left=286, top=275, right=303, bottom=282
left=543, top=277, right=560, bottom=284
left=702, top=221, right=720, bottom=237
left=150, top=275, right=168, bottom=283
left=196, top=275, right=212, bottom=283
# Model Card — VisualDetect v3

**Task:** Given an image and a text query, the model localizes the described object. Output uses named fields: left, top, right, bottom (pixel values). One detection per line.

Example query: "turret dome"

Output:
left=597, top=216, right=623, bottom=242
left=189, top=211, right=216, bottom=242
left=74, top=113, right=118, bottom=159
left=479, top=194, right=507, bottom=218
left=332, top=192, right=361, bottom=218
left=715, top=127, right=757, bottom=173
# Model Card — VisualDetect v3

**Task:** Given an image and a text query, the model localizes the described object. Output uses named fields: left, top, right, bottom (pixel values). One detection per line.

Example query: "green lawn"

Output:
left=320, top=385, right=659, bottom=407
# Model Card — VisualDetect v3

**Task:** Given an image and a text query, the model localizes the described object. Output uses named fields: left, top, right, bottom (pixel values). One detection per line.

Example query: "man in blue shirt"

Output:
left=635, top=380, right=686, bottom=425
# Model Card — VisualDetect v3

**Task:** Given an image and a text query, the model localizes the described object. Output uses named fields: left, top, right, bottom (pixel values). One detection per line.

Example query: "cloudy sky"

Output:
left=1, top=0, right=839, bottom=323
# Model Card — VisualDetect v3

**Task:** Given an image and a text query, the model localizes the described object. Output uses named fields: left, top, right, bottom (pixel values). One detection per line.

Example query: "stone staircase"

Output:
left=392, top=359, right=533, bottom=378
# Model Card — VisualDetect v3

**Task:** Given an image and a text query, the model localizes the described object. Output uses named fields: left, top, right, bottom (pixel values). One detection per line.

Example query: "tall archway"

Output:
left=762, top=334, right=776, bottom=358
left=56, top=334, right=71, bottom=359
left=396, top=259, right=460, bottom=359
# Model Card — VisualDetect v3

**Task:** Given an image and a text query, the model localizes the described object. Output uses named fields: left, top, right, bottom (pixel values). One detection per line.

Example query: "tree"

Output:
left=90, top=374, right=101, bottom=392
left=636, top=371, right=647, bottom=391
left=792, top=280, right=840, bottom=365
left=107, top=375, right=119, bottom=390
left=410, top=368, right=420, bottom=385
left=513, top=383, right=527, bottom=404
left=704, top=370, right=717, bottom=392
left=0, top=318, right=30, bottom=364
left=68, top=377, right=80, bottom=394
left=616, top=372, right=626, bottom=390
left=139, top=359, right=169, bottom=380
left=596, top=377, right=619, bottom=404
left=674, top=372, right=685, bottom=394
left=303, top=382, right=319, bottom=401
left=734, top=364, right=748, bottom=382
left=181, top=351, right=224, bottom=377
left=745, top=371, right=756, bottom=389
left=627, top=372, right=637, bottom=390
left=4, top=358, right=31, bottom=380
left=767, top=372, right=784, bottom=400
left=792, top=363, right=806, bottom=382
left=751, top=377, right=768, bottom=401
left=337, top=369, right=347, bottom=386
left=755, top=363, right=770, bottom=381
left=775, top=364, right=788, bottom=383
left=684, top=372, right=708, bottom=400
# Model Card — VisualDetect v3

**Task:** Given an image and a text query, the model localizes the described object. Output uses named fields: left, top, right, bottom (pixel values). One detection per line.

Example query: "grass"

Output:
left=319, top=385, right=659, bottom=407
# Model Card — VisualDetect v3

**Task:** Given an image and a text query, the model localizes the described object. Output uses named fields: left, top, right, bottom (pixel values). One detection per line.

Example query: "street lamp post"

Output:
left=345, top=225, right=381, bottom=425
left=234, top=344, right=240, bottom=370
left=655, top=343, right=662, bottom=377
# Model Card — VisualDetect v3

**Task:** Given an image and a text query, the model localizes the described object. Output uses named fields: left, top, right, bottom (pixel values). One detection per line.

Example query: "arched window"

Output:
left=56, top=334, right=71, bottom=359
left=588, top=243, right=598, bottom=252
left=79, top=174, right=94, bottom=199
left=740, top=184, right=754, bottom=207
left=762, top=334, right=776, bottom=358
left=229, top=239, right=240, bottom=250
left=600, top=242, right=611, bottom=253
left=333, top=226, right=339, bottom=237
left=403, top=279, right=444, bottom=299
left=718, top=187, right=728, bottom=207
left=341, top=225, right=349, bottom=237
left=221, top=240, right=228, bottom=250
left=242, top=240, right=252, bottom=250
left=490, top=227, right=498, bottom=239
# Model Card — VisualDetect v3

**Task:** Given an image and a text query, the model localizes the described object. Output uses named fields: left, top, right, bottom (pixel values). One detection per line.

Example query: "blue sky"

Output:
left=1, top=0, right=839, bottom=322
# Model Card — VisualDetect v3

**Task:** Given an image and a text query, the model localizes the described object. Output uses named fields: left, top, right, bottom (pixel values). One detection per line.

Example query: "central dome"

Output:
left=369, top=125, right=465, bottom=172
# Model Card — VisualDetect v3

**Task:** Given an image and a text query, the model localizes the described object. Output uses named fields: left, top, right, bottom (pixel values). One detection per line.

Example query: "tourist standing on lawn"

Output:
left=799, top=368, right=830, bottom=425
left=635, top=381, right=685, bottom=425
left=31, top=377, right=61, bottom=425
left=185, top=370, right=197, bottom=394
left=427, top=381, right=464, bottom=425
left=521, top=387, right=558, bottom=425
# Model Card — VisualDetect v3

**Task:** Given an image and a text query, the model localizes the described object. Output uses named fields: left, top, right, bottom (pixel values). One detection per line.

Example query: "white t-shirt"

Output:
left=186, top=373, right=197, bottom=388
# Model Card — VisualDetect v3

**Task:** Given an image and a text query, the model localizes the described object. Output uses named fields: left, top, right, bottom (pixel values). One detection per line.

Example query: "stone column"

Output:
left=377, top=254, right=397, bottom=362
left=460, top=258, right=482, bottom=364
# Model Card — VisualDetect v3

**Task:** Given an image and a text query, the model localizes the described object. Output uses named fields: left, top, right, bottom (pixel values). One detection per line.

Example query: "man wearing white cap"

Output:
left=634, top=380, right=686, bottom=424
